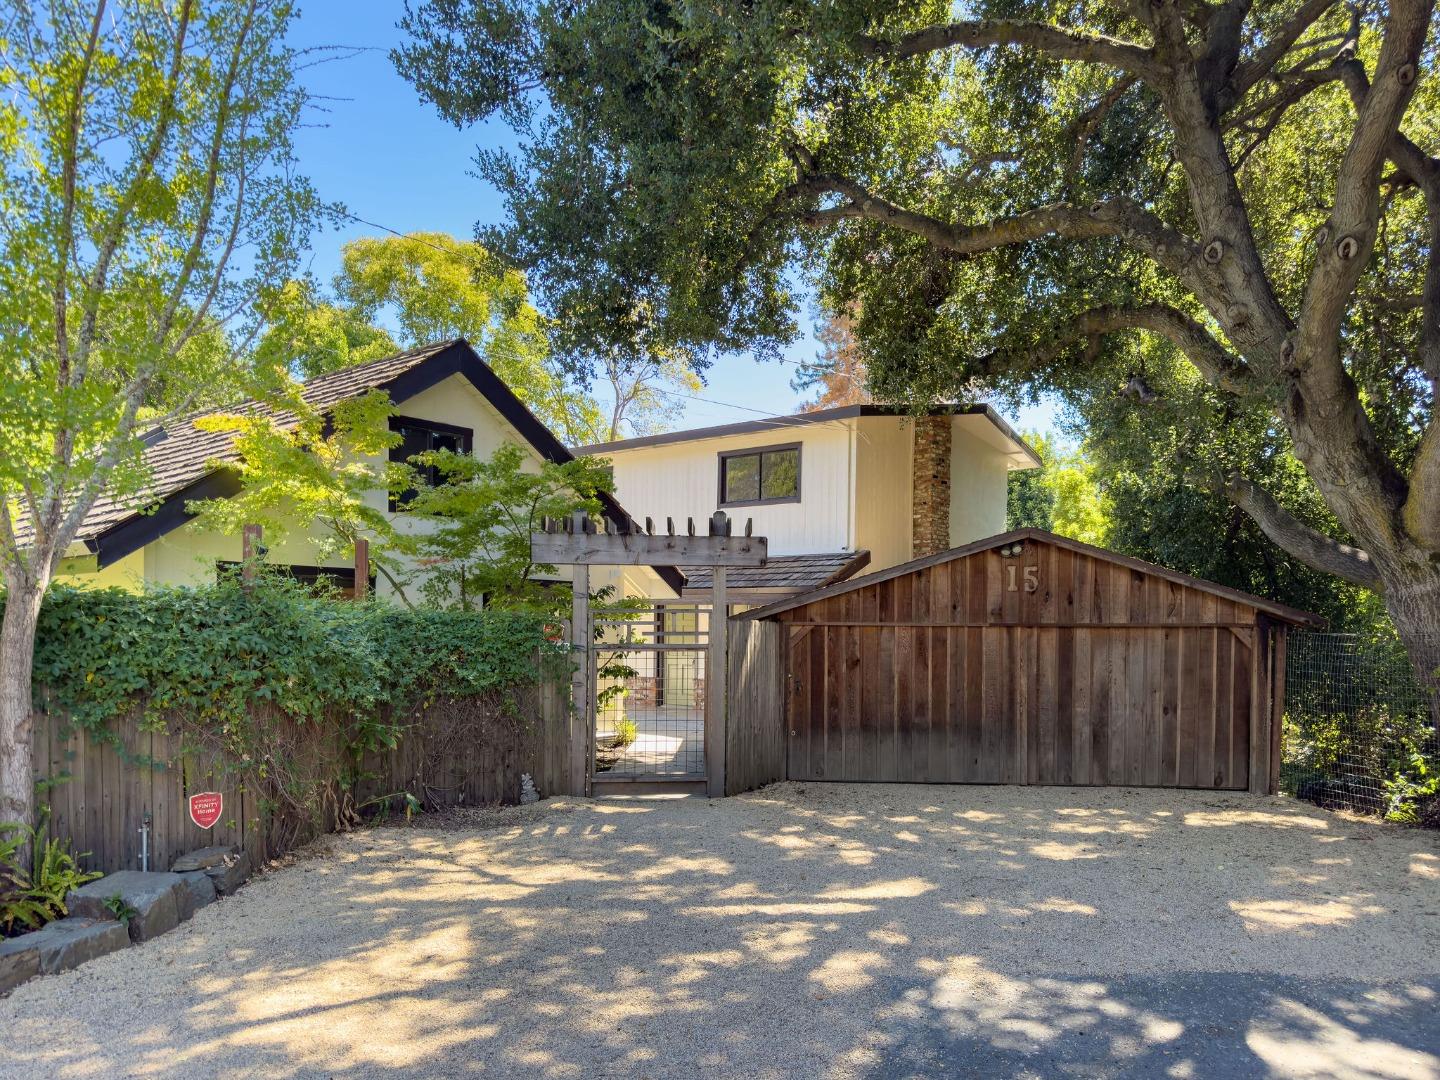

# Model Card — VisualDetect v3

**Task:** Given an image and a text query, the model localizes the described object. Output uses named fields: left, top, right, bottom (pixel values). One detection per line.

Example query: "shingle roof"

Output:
left=54, top=341, right=456, bottom=545
left=34, top=340, right=687, bottom=593
left=683, top=550, right=871, bottom=593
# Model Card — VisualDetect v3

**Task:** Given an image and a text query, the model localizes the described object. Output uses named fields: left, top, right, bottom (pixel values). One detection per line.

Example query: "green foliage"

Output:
left=8, top=579, right=567, bottom=829
left=255, top=280, right=399, bottom=381
left=1007, top=434, right=1110, bottom=546
left=610, top=717, right=638, bottom=749
left=0, top=0, right=333, bottom=566
left=186, top=384, right=413, bottom=603
left=402, top=443, right=613, bottom=612
left=101, top=894, right=138, bottom=927
left=23, top=580, right=563, bottom=736
left=1385, top=753, right=1439, bottom=825
left=0, top=816, right=100, bottom=936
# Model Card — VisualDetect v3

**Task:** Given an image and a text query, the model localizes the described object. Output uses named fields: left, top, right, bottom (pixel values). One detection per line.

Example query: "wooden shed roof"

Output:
left=733, top=528, right=1325, bottom=628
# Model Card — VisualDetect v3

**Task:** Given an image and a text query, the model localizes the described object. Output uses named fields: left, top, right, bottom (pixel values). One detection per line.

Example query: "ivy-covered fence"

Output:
left=21, top=581, right=581, bottom=874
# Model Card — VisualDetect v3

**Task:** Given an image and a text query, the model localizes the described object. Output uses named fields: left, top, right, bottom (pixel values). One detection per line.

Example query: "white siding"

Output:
left=852, top=416, right=914, bottom=573
left=596, top=421, right=856, bottom=557
left=949, top=420, right=1011, bottom=545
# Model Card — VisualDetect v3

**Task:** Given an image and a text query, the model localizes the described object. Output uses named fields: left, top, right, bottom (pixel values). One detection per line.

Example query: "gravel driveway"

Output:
left=2, top=783, right=1438, bottom=1079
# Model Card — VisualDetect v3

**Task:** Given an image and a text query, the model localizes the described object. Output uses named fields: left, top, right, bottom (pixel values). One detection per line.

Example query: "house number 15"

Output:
left=1006, top=565, right=1040, bottom=593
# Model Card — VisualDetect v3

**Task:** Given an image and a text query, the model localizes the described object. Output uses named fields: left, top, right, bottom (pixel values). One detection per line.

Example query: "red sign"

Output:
left=188, top=792, right=224, bottom=830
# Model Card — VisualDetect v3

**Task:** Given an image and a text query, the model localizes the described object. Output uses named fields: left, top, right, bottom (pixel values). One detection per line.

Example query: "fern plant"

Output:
left=0, top=815, right=101, bottom=936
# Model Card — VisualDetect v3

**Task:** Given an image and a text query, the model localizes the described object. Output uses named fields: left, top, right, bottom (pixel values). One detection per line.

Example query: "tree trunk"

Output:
left=0, top=578, right=43, bottom=835
left=1380, top=563, right=1440, bottom=719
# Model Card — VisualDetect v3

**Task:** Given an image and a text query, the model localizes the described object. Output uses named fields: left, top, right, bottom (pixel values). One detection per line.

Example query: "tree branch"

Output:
left=1037, top=303, right=1256, bottom=394
left=854, top=20, right=1156, bottom=77
left=1225, top=0, right=1343, bottom=106
left=1221, top=472, right=1382, bottom=588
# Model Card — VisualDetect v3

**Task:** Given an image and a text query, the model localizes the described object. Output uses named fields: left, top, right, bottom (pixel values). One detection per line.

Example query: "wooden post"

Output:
left=572, top=563, right=590, bottom=798
left=353, top=537, right=369, bottom=600
left=707, top=565, right=728, bottom=797
left=241, top=524, right=262, bottom=589
left=1269, top=627, right=1287, bottom=795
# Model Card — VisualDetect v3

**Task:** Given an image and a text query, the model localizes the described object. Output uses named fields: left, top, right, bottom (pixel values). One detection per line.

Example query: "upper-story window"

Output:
left=389, top=416, right=474, bottom=510
left=718, top=443, right=801, bottom=507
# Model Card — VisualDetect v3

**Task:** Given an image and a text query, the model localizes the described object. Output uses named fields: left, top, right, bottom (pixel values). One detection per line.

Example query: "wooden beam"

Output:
left=707, top=566, right=728, bottom=798
left=353, top=537, right=369, bottom=600
left=241, top=524, right=262, bottom=588
left=531, top=531, right=768, bottom=567
left=572, top=565, right=591, bottom=798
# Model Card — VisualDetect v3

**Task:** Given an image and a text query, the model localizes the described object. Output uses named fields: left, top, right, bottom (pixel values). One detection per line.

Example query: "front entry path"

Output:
left=1, top=784, right=1437, bottom=1079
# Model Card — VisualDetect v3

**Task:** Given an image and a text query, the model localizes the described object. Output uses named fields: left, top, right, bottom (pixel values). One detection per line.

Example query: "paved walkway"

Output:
left=1, top=784, right=1437, bottom=1078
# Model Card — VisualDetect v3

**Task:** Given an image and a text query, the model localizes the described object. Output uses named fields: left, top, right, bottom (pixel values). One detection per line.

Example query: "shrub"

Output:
left=0, top=815, right=100, bottom=936
left=611, top=717, right=638, bottom=748
left=7, top=578, right=568, bottom=837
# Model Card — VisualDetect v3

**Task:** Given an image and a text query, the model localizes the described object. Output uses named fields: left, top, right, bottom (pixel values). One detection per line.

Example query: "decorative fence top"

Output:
left=531, top=510, right=768, bottom=567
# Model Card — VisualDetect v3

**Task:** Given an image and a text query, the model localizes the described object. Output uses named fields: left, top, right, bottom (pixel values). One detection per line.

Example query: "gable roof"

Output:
left=572, top=403, right=1043, bottom=468
left=65, top=339, right=685, bottom=592
left=734, top=528, right=1324, bottom=627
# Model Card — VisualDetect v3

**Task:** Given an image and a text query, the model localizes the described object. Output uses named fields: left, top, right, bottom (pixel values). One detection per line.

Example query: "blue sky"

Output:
left=287, top=2, right=1059, bottom=437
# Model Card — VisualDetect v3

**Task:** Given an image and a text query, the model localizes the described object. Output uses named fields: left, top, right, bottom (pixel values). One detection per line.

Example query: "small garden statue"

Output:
left=519, top=773, right=538, bottom=805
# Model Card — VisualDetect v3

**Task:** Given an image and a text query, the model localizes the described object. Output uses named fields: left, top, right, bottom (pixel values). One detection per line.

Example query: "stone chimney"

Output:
left=912, top=414, right=952, bottom=558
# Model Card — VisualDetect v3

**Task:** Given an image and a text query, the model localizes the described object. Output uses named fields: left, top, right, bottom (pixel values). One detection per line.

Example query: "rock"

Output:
left=23, top=917, right=129, bottom=975
left=204, top=850, right=251, bottom=896
left=0, top=937, right=39, bottom=995
left=170, top=845, right=238, bottom=873
left=175, top=870, right=217, bottom=920
left=67, top=871, right=185, bottom=943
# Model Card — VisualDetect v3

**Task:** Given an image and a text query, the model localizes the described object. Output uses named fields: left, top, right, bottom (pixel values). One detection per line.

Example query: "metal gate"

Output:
left=591, top=602, right=710, bottom=782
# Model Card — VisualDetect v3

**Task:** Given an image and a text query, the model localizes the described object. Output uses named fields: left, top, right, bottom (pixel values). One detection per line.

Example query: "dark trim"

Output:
left=733, top=528, right=1325, bottom=627
left=91, top=338, right=686, bottom=593
left=717, top=442, right=802, bottom=508
left=389, top=413, right=475, bottom=440
left=573, top=403, right=1041, bottom=467
left=94, top=469, right=243, bottom=569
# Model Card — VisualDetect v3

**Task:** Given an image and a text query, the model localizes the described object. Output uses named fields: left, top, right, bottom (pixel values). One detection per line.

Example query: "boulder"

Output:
left=23, top=917, right=129, bottom=975
left=204, top=850, right=251, bottom=896
left=170, top=845, right=238, bottom=873
left=175, top=870, right=217, bottom=920
left=67, top=871, right=185, bottom=943
left=0, top=937, right=39, bottom=995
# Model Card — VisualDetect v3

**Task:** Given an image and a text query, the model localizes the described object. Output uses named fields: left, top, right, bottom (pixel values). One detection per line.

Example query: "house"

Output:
left=52, top=339, right=683, bottom=603
left=573, top=405, right=1040, bottom=605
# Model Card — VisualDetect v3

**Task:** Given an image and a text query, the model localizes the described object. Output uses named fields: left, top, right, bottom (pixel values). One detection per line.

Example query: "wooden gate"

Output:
left=784, top=623, right=1257, bottom=789
left=733, top=530, right=1317, bottom=795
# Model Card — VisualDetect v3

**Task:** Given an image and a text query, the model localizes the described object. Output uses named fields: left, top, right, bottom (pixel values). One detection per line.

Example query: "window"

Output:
left=389, top=416, right=474, bottom=510
left=718, top=444, right=800, bottom=506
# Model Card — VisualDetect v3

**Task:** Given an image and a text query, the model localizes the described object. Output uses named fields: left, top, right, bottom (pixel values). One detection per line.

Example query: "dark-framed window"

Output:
left=718, top=443, right=801, bottom=506
left=389, top=416, right=474, bottom=510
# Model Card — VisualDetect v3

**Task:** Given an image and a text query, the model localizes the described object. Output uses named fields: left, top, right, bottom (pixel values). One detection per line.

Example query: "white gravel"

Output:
left=1, top=783, right=1437, bottom=1079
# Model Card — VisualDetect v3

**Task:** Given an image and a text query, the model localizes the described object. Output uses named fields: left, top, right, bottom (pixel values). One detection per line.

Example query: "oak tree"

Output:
left=396, top=0, right=1440, bottom=690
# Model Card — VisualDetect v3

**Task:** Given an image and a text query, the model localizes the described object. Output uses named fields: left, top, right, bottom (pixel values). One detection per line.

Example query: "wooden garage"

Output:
left=724, top=529, right=1321, bottom=796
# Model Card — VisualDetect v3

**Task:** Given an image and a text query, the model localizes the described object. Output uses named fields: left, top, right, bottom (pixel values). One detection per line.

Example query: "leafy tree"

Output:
left=1006, top=433, right=1111, bottom=545
left=0, top=0, right=328, bottom=831
left=334, top=232, right=606, bottom=444
left=255, top=280, right=398, bottom=381
left=399, top=443, right=613, bottom=612
left=793, top=308, right=873, bottom=411
left=394, top=0, right=1440, bottom=693
left=186, top=387, right=416, bottom=603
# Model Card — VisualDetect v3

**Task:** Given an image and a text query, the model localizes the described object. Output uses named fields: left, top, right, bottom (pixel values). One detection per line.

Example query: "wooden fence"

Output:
left=31, top=675, right=579, bottom=876
left=725, top=619, right=785, bottom=795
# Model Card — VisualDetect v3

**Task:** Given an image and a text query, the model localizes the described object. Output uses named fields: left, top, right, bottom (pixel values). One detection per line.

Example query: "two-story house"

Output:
left=574, top=404, right=1040, bottom=605
left=51, top=339, right=684, bottom=604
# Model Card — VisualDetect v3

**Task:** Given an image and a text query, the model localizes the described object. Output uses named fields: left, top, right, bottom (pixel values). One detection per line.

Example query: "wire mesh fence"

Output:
left=592, top=603, right=708, bottom=779
left=1282, top=632, right=1438, bottom=820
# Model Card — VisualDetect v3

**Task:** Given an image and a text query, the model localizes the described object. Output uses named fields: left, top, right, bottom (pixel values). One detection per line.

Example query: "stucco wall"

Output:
left=949, top=420, right=1011, bottom=546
